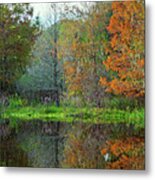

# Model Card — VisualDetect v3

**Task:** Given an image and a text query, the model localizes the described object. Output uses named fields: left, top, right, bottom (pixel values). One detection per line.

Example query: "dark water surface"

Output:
left=0, top=120, right=144, bottom=168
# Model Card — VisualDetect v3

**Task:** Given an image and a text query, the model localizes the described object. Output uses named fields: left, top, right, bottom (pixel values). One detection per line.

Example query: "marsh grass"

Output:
left=0, top=97, right=144, bottom=129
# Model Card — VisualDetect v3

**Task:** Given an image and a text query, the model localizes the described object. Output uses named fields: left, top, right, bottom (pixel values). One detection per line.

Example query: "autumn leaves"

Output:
left=59, top=0, right=145, bottom=106
left=100, top=0, right=145, bottom=99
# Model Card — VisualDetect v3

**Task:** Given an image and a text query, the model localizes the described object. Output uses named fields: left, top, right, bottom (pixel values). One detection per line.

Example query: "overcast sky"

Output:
left=31, top=3, right=51, bottom=26
left=30, top=2, right=87, bottom=27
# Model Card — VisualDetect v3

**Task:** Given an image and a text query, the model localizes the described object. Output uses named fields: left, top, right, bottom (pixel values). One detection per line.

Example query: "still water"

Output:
left=0, top=120, right=144, bottom=169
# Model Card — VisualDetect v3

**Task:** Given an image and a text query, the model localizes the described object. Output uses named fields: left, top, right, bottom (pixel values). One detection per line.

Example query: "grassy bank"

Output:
left=0, top=97, right=144, bottom=129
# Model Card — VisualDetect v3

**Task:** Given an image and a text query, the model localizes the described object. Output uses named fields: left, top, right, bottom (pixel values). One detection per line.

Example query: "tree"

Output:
left=45, top=3, right=67, bottom=107
left=100, top=0, right=145, bottom=100
left=16, top=29, right=64, bottom=102
left=58, top=2, right=112, bottom=107
left=0, top=4, right=39, bottom=93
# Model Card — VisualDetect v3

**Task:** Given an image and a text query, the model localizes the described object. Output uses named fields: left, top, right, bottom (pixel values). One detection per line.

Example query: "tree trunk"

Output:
left=52, top=4, right=60, bottom=107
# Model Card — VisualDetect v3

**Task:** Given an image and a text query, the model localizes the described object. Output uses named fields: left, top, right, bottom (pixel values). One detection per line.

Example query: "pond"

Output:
left=0, top=120, right=145, bottom=169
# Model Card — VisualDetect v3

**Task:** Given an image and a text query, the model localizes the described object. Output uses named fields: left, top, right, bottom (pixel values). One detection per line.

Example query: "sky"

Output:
left=31, top=3, right=52, bottom=26
left=30, top=2, right=86, bottom=27
left=30, top=1, right=97, bottom=27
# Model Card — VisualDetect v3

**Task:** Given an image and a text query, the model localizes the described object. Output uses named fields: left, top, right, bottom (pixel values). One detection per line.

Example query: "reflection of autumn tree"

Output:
left=101, top=137, right=145, bottom=170
left=100, top=0, right=144, bottom=100
left=62, top=123, right=107, bottom=169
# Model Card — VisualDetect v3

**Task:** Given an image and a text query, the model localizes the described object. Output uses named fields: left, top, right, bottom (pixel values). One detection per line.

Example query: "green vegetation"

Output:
left=1, top=97, right=144, bottom=129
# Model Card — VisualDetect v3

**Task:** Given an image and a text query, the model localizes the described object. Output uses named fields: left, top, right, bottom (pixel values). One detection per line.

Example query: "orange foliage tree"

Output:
left=100, top=0, right=145, bottom=99
left=58, top=2, right=112, bottom=106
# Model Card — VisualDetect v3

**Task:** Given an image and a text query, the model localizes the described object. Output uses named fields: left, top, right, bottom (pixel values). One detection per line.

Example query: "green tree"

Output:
left=16, top=29, right=64, bottom=102
left=0, top=4, right=39, bottom=93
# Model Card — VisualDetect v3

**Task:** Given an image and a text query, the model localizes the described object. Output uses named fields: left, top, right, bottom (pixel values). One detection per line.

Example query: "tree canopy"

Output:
left=0, top=4, right=39, bottom=93
left=100, top=0, right=144, bottom=99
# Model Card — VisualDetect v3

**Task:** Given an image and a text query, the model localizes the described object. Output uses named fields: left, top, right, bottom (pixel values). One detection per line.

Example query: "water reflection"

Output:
left=0, top=136, right=28, bottom=167
left=0, top=120, right=145, bottom=169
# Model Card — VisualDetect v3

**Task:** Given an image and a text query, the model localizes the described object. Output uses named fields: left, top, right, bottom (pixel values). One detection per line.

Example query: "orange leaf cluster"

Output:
left=101, top=137, right=145, bottom=169
left=101, top=0, right=145, bottom=98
